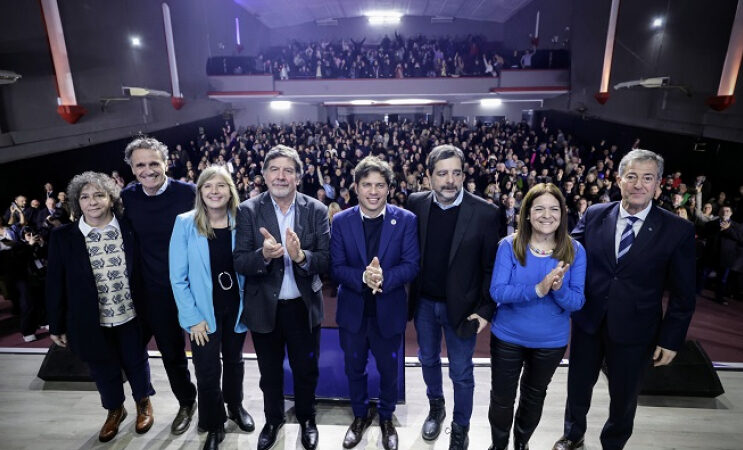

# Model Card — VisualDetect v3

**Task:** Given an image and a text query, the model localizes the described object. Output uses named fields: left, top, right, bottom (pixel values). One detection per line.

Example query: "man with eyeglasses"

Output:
left=553, top=149, right=695, bottom=450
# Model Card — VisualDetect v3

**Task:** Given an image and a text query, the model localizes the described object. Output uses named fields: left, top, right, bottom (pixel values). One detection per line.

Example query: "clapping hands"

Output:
left=537, top=261, right=570, bottom=296
left=364, top=257, right=384, bottom=294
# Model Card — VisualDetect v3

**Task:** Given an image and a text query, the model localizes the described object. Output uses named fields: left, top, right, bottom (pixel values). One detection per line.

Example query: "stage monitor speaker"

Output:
left=640, top=340, right=724, bottom=397
left=37, top=343, right=92, bottom=382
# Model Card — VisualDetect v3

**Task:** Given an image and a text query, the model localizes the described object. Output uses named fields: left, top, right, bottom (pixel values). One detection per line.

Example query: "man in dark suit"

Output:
left=234, top=145, right=330, bottom=450
left=330, top=156, right=419, bottom=450
left=407, top=145, right=502, bottom=450
left=553, top=149, right=695, bottom=450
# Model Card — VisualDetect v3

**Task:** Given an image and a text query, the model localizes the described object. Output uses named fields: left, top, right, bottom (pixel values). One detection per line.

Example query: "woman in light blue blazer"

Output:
left=169, top=166, right=254, bottom=450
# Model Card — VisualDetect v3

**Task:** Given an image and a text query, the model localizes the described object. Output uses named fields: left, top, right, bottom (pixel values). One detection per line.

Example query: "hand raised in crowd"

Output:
left=260, top=227, right=284, bottom=260
left=285, top=227, right=305, bottom=263
left=364, top=256, right=384, bottom=294
left=189, top=320, right=209, bottom=347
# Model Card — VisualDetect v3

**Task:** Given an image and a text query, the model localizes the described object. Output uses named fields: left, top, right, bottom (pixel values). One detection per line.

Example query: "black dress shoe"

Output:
left=514, top=442, right=529, bottom=450
left=299, top=419, right=319, bottom=450
left=257, top=421, right=285, bottom=450
left=203, top=428, right=225, bottom=450
left=421, top=397, right=446, bottom=440
left=171, top=401, right=197, bottom=435
left=448, top=421, right=469, bottom=450
left=380, top=419, right=398, bottom=450
left=552, top=436, right=584, bottom=450
left=228, top=404, right=255, bottom=432
left=343, top=415, right=373, bottom=449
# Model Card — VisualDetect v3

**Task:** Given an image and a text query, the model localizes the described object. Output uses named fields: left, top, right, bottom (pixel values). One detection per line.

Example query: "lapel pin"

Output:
left=391, top=219, right=397, bottom=225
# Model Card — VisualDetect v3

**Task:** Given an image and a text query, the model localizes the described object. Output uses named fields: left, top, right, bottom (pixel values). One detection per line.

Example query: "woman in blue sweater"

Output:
left=488, top=183, right=586, bottom=450
left=169, top=167, right=254, bottom=450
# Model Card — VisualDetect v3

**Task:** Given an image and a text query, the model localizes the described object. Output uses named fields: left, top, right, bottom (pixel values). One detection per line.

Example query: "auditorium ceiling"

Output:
left=234, top=0, right=534, bottom=29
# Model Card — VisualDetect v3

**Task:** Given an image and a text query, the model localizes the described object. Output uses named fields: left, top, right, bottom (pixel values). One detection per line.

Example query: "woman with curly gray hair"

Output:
left=46, top=171, right=155, bottom=443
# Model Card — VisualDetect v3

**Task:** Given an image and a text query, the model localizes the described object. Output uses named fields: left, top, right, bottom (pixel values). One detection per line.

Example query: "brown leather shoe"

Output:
left=99, top=406, right=127, bottom=442
left=135, top=396, right=154, bottom=434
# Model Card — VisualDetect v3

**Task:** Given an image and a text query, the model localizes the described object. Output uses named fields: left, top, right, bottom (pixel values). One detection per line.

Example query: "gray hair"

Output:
left=427, top=144, right=465, bottom=174
left=263, top=144, right=303, bottom=177
left=66, top=171, right=123, bottom=219
left=124, top=136, right=169, bottom=166
left=618, top=149, right=664, bottom=179
left=354, top=156, right=394, bottom=186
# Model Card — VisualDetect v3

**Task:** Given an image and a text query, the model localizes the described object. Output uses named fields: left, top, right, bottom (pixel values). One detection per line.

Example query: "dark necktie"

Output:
left=617, top=216, right=639, bottom=262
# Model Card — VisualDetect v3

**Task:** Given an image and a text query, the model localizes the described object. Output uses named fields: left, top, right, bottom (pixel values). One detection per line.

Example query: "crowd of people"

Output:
left=0, top=117, right=741, bottom=450
left=249, top=33, right=540, bottom=80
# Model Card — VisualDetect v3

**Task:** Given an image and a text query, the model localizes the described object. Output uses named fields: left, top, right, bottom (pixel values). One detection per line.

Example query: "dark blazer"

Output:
left=234, top=191, right=330, bottom=333
left=407, top=191, right=502, bottom=337
left=571, top=202, right=696, bottom=351
left=45, top=218, right=141, bottom=362
left=330, top=204, right=419, bottom=338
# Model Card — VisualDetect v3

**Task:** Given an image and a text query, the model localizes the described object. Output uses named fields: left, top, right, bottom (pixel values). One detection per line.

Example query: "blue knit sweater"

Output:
left=489, top=234, right=586, bottom=348
left=121, top=179, right=196, bottom=292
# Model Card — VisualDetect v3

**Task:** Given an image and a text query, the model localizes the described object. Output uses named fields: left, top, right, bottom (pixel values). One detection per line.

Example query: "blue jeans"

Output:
left=415, top=297, right=477, bottom=426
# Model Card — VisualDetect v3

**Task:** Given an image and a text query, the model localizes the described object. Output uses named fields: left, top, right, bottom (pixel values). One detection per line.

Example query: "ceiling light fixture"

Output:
left=652, top=17, right=663, bottom=28
left=387, top=98, right=435, bottom=105
left=480, top=98, right=503, bottom=107
left=366, top=11, right=402, bottom=25
left=270, top=100, right=291, bottom=110
left=130, top=36, right=142, bottom=47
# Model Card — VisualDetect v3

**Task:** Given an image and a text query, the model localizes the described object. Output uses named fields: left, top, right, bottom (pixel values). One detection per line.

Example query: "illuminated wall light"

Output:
left=387, top=99, right=434, bottom=105
left=652, top=17, right=663, bottom=28
left=480, top=98, right=502, bottom=107
left=270, top=100, right=291, bottom=110
left=366, top=10, right=402, bottom=25
left=130, top=36, right=142, bottom=47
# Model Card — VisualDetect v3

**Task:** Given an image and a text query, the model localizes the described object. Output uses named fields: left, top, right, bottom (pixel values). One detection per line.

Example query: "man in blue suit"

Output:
left=330, top=156, right=420, bottom=450
left=553, top=149, right=696, bottom=450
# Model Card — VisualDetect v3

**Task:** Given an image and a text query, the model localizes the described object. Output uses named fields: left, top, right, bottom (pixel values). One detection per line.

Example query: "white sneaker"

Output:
left=23, top=334, right=38, bottom=342
left=40, top=325, right=50, bottom=331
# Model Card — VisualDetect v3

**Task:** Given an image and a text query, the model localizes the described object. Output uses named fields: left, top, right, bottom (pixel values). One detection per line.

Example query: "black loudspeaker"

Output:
left=640, top=340, right=724, bottom=397
left=37, top=343, right=92, bottom=382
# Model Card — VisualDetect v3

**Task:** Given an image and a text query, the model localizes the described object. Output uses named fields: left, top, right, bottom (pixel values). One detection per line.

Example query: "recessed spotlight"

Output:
left=270, top=100, right=291, bottom=110
left=130, top=36, right=142, bottom=48
left=652, top=17, right=663, bottom=28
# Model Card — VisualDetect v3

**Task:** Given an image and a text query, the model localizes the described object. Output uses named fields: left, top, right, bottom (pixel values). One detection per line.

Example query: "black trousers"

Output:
left=191, top=295, right=247, bottom=432
left=14, top=278, right=43, bottom=336
left=563, top=323, right=655, bottom=450
left=140, top=288, right=197, bottom=407
left=87, top=319, right=156, bottom=410
left=489, top=334, right=565, bottom=448
left=251, top=298, right=320, bottom=425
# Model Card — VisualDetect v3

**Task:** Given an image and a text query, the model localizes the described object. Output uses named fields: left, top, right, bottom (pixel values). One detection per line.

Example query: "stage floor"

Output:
left=0, top=353, right=741, bottom=449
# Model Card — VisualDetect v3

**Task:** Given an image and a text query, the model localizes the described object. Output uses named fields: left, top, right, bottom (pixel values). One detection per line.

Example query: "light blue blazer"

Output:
left=169, top=210, right=247, bottom=334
